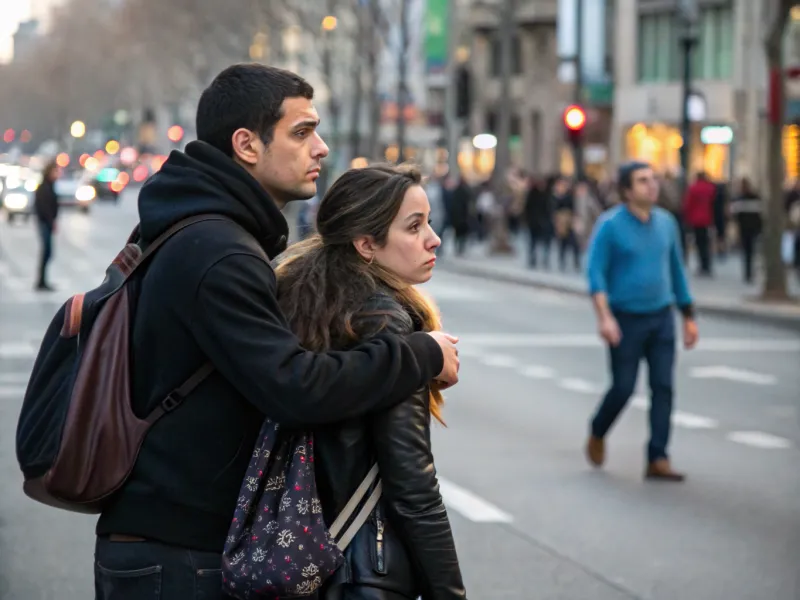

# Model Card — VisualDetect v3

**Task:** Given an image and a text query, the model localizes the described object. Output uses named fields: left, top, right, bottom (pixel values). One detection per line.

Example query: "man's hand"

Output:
left=598, top=315, right=622, bottom=347
left=683, top=318, right=699, bottom=349
left=427, top=331, right=460, bottom=389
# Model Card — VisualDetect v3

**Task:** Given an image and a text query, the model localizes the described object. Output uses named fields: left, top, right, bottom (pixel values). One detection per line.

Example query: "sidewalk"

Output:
left=436, top=236, right=800, bottom=329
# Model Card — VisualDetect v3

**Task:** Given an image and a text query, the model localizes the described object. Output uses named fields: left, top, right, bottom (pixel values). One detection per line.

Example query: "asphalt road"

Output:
left=1, top=190, right=798, bottom=599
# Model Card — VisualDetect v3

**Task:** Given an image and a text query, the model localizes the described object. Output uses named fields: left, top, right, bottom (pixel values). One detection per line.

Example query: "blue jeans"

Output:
left=591, top=307, right=676, bottom=463
left=37, top=220, right=53, bottom=285
left=94, top=537, right=233, bottom=599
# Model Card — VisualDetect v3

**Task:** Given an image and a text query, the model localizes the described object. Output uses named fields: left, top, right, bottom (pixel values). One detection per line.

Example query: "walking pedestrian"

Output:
left=33, top=160, right=60, bottom=291
left=92, top=64, right=460, bottom=600
left=584, top=161, right=699, bottom=481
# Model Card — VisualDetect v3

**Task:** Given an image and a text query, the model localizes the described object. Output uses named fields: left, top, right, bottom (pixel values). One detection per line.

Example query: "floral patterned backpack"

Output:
left=222, top=418, right=381, bottom=598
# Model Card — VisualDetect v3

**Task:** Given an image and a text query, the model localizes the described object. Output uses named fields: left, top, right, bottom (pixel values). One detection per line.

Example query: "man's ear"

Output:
left=231, top=128, right=260, bottom=166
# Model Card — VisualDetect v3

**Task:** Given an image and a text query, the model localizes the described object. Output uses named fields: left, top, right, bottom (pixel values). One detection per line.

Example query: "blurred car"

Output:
left=1, top=174, right=36, bottom=223
left=54, top=174, right=97, bottom=213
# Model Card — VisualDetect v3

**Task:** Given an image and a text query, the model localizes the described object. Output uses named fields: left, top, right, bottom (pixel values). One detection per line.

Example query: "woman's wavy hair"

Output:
left=275, top=163, right=445, bottom=424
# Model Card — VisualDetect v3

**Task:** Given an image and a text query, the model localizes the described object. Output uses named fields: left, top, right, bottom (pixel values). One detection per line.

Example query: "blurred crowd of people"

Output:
left=423, top=168, right=800, bottom=284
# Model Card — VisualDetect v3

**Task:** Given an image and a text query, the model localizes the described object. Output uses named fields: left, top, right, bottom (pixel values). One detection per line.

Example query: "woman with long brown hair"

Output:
left=275, top=164, right=466, bottom=600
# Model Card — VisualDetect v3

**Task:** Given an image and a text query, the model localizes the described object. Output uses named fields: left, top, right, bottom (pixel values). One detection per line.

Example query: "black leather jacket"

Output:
left=314, top=293, right=466, bottom=600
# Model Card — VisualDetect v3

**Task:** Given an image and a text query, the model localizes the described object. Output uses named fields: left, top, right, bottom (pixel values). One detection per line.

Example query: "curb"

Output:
left=438, top=261, right=800, bottom=332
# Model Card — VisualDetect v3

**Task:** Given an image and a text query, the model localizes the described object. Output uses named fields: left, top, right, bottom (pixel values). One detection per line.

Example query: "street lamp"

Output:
left=70, top=120, right=86, bottom=139
left=678, top=0, right=698, bottom=195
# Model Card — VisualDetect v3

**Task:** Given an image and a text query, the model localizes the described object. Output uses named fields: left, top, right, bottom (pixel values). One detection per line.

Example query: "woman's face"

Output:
left=372, top=185, right=441, bottom=285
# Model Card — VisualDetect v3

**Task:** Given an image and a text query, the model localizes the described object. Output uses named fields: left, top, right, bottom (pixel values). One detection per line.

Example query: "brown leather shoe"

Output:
left=585, top=435, right=605, bottom=467
left=645, top=459, right=686, bottom=482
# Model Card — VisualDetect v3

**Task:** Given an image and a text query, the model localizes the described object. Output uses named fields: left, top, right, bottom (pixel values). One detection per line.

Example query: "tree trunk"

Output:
left=366, top=0, right=383, bottom=160
left=396, top=0, right=410, bottom=163
left=489, top=0, right=516, bottom=255
left=762, top=0, right=792, bottom=300
left=348, top=4, right=366, bottom=161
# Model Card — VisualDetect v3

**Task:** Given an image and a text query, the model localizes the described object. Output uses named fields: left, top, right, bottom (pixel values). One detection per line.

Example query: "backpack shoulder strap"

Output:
left=127, top=214, right=235, bottom=283
left=145, top=362, right=215, bottom=424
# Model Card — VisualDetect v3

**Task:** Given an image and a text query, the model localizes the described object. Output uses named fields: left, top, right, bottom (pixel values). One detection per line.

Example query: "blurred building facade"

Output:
left=612, top=0, right=764, bottom=185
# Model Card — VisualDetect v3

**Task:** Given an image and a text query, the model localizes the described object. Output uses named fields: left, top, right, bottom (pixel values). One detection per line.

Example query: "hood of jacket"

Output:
left=137, top=140, right=289, bottom=258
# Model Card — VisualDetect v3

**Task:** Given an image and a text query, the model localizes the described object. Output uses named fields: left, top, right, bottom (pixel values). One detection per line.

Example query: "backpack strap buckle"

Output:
left=161, top=391, right=184, bottom=412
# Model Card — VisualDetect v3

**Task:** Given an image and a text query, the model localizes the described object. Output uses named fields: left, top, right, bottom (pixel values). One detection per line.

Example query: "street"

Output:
left=1, top=190, right=799, bottom=599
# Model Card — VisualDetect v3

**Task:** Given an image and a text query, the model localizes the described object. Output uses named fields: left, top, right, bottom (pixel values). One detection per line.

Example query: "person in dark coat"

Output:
left=730, top=177, right=762, bottom=283
left=33, top=160, right=60, bottom=291
left=92, top=64, right=461, bottom=600
left=276, top=164, right=466, bottom=600
left=524, top=176, right=553, bottom=267
left=450, top=176, right=472, bottom=256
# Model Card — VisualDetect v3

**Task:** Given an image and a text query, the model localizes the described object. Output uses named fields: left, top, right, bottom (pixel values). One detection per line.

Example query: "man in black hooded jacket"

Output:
left=93, top=64, right=460, bottom=600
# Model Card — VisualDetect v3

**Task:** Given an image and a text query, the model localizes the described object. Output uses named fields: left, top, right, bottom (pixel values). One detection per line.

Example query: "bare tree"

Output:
left=348, top=0, right=367, bottom=160
left=395, top=0, right=411, bottom=161
left=489, top=0, right=516, bottom=254
left=366, top=0, right=391, bottom=160
left=762, top=0, right=796, bottom=299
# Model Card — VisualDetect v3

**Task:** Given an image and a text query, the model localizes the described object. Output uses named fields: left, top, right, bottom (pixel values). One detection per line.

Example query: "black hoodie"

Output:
left=96, top=141, right=444, bottom=552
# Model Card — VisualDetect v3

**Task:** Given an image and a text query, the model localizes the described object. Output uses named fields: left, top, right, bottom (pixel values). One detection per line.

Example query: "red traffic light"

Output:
left=564, top=105, right=586, bottom=131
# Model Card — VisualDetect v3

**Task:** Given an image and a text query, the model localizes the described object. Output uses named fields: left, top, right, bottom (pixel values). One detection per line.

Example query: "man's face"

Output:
left=237, top=97, right=329, bottom=206
left=628, top=167, right=659, bottom=206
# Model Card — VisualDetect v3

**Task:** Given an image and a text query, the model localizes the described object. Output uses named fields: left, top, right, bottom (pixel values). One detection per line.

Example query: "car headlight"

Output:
left=75, top=185, right=96, bottom=203
left=3, top=193, right=29, bottom=210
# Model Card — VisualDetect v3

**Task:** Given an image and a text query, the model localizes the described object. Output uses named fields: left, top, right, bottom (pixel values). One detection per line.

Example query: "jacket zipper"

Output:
left=375, top=506, right=386, bottom=574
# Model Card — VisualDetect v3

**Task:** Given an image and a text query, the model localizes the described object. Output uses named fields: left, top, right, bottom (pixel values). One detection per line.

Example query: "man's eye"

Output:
left=294, top=130, right=308, bottom=138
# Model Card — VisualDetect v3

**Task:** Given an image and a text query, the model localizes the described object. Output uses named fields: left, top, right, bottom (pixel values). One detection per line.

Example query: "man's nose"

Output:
left=313, top=134, right=329, bottom=158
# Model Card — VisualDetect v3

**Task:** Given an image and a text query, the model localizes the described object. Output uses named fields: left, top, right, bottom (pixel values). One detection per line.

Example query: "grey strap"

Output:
left=335, top=481, right=382, bottom=551
left=328, top=463, right=382, bottom=549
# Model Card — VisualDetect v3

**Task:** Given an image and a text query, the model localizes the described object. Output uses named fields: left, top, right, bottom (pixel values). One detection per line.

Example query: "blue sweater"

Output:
left=586, top=205, right=693, bottom=314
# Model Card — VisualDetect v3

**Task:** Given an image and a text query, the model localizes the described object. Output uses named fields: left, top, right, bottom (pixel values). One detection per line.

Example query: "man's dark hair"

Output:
left=196, top=63, right=314, bottom=156
left=617, top=161, right=650, bottom=190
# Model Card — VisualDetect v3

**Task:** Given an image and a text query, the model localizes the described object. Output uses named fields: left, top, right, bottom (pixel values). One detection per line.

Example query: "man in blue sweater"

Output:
left=585, top=162, right=699, bottom=481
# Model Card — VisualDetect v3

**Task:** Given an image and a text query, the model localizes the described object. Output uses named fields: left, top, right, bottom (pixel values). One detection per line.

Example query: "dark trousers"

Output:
left=693, top=226, right=712, bottom=274
left=95, top=537, right=233, bottom=599
left=741, top=232, right=758, bottom=283
left=558, top=231, right=580, bottom=271
left=528, top=228, right=552, bottom=267
left=591, top=308, right=676, bottom=463
left=37, top=220, right=53, bottom=286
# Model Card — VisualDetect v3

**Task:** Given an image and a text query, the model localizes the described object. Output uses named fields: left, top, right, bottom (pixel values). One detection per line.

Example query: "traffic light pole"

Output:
left=446, top=0, right=462, bottom=177
left=572, top=0, right=584, bottom=180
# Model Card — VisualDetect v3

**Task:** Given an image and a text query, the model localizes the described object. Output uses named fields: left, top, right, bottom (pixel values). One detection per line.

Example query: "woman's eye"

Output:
left=410, top=223, right=421, bottom=232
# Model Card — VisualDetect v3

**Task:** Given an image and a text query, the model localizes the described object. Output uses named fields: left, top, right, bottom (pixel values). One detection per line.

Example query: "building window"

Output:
left=695, top=6, right=733, bottom=80
left=638, top=5, right=733, bottom=83
left=489, top=31, right=523, bottom=76
left=638, top=13, right=679, bottom=82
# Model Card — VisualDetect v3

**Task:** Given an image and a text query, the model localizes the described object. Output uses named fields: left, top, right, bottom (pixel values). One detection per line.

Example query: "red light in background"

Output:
left=93, top=150, right=106, bottom=161
left=79, top=153, right=90, bottom=167
left=151, top=155, right=167, bottom=171
left=3, top=129, right=15, bottom=143
left=117, top=171, right=130, bottom=186
left=564, top=105, right=587, bottom=131
left=56, top=152, right=70, bottom=168
left=133, top=165, right=149, bottom=182
left=20, top=130, right=31, bottom=143
left=167, top=125, right=184, bottom=143
left=111, top=180, right=125, bottom=193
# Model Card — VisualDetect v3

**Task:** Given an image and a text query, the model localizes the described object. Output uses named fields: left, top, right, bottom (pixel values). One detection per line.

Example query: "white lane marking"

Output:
left=437, top=477, right=513, bottom=523
left=671, top=411, right=719, bottom=429
left=727, top=431, right=793, bottom=449
left=0, top=342, right=38, bottom=359
left=558, top=378, right=601, bottom=394
left=479, top=354, right=519, bottom=368
left=518, top=365, right=557, bottom=379
left=631, top=395, right=718, bottom=429
left=690, top=366, right=778, bottom=386
left=0, top=384, right=27, bottom=397
left=460, top=334, right=800, bottom=352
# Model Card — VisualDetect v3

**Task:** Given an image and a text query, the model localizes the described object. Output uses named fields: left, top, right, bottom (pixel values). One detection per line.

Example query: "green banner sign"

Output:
left=425, top=0, right=448, bottom=74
